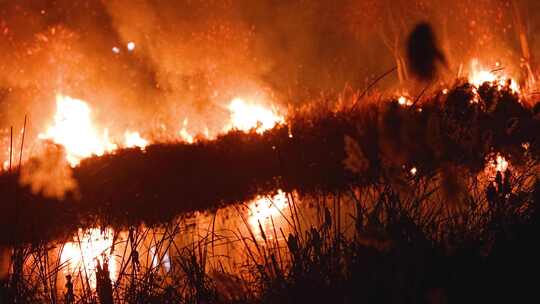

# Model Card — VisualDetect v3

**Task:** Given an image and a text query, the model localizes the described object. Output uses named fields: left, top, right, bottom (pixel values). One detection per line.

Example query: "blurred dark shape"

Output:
left=64, top=275, right=74, bottom=304
left=96, top=258, right=113, bottom=304
left=495, top=171, right=503, bottom=194
left=406, top=22, right=447, bottom=81
left=486, top=182, right=497, bottom=206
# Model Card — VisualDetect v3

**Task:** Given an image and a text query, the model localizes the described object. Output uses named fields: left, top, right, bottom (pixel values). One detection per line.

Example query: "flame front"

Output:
left=39, top=95, right=117, bottom=166
left=468, top=59, right=520, bottom=93
left=124, top=131, right=148, bottom=150
left=226, top=98, right=284, bottom=134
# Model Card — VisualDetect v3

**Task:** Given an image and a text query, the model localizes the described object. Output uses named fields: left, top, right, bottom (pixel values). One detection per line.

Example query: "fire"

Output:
left=179, top=118, right=194, bottom=143
left=398, top=96, right=413, bottom=106
left=124, top=131, right=148, bottom=150
left=39, top=95, right=117, bottom=166
left=468, top=59, right=520, bottom=93
left=226, top=98, right=284, bottom=134
left=495, top=155, right=509, bottom=173
left=60, top=228, right=117, bottom=288
left=484, top=153, right=510, bottom=180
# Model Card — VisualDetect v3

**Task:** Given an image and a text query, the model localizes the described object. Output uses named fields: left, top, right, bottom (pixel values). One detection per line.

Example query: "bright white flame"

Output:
left=468, top=59, right=520, bottom=93
left=398, top=96, right=413, bottom=106
left=410, top=167, right=417, bottom=175
left=496, top=155, right=508, bottom=173
left=124, top=131, right=148, bottom=149
left=60, top=228, right=117, bottom=288
left=39, top=95, right=117, bottom=166
left=226, top=98, right=284, bottom=134
left=112, top=46, right=120, bottom=54
left=127, top=41, right=135, bottom=51
left=179, top=118, right=194, bottom=143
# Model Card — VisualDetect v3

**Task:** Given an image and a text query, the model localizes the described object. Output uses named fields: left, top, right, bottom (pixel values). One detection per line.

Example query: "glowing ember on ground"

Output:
left=124, top=131, right=148, bottom=149
left=60, top=228, right=116, bottom=288
left=468, top=59, right=520, bottom=93
left=38, top=95, right=117, bottom=166
left=398, top=96, right=413, bottom=106
left=226, top=98, right=284, bottom=134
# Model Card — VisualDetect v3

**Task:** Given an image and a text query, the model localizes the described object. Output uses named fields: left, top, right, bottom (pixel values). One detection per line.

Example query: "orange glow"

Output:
left=226, top=98, right=284, bottom=134
left=468, top=59, right=520, bottom=93
left=247, top=190, right=288, bottom=240
left=60, top=228, right=117, bottom=288
left=38, top=94, right=117, bottom=166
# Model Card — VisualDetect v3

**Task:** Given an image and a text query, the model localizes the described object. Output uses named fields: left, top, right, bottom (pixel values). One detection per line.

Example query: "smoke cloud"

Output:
left=0, top=0, right=537, bottom=161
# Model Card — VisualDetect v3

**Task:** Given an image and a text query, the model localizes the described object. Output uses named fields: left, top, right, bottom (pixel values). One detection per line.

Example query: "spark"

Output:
left=127, top=41, right=135, bottom=52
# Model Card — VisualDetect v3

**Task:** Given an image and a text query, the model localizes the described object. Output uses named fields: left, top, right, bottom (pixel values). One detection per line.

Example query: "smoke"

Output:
left=0, top=0, right=537, bottom=160
left=19, top=142, right=77, bottom=199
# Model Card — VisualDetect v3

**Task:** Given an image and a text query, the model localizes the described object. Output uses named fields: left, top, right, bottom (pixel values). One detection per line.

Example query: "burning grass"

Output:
left=0, top=80, right=539, bottom=246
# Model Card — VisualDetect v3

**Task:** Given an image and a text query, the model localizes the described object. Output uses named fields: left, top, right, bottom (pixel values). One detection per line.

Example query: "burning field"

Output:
left=0, top=78, right=539, bottom=246
left=1, top=1, right=540, bottom=303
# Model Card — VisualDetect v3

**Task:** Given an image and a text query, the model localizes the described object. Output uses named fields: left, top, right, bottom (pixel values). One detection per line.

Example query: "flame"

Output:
left=179, top=118, right=194, bottom=143
left=495, top=155, right=509, bottom=173
left=226, top=98, right=284, bottom=134
left=60, top=228, right=117, bottom=288
left=483, top=153, right=510, bottom=180
left=39, top=95, right=117, bottom=166
left=398, top=96, right=413, bottom=106
left=124, top=131, right=148, bottom=149
left=468, top=59, right=520, bottom=93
